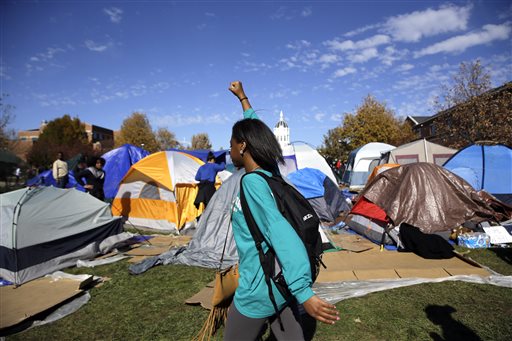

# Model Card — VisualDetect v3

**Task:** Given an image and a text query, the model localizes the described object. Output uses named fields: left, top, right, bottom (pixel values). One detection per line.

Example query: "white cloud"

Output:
left=333, top=67, right=356, bottom=78
left=33, top=93, right=78, bottom=107
left=330, top=113, right=344, bottom=122
left=85, top=40, right=111, bottom=52
left=150, top=113, right=230, bottom=127
left=301, top=7, right=312, bottom=17
left=103, top=7, right=123, bottom=24
left=347, top=48, right=378, bottom=63
left=286, top=40, right=311, bottom=50
left=205, top=12, right=216, bottom=17
left=396, top=63, right=414, bottom=72
left=379, top=46, right=409, bottom=66
left=415, top=23, right=511, bottom=57
left=384, top=4, right=472, bottom=42
left=325, top=34, right=390, bottom=51
left=29, top=47, right=66, bottom=62
left=344, top=24, right=381, bottom=37
left=314, top=113, right=325, bottom=122
left=318, top=54, right=339, bottom=64
left=25, top=46, right=70, bottom=73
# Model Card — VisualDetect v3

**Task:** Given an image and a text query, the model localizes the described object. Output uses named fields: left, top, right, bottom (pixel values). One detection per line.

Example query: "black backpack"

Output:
left=239, top=171, right=325, bottom=329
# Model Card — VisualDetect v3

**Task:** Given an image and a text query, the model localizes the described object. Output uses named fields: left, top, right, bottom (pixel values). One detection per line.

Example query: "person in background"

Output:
left=224, top=80, right=339, bottom=341
left=194, top=151, right=226, bottom=211
left=76, top=157, right=106, bottom=201
left=52, top=152, right=68, bottom=188
left=14, top=167, right=21, bottom=185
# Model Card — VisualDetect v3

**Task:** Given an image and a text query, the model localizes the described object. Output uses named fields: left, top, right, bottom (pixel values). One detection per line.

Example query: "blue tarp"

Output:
left=101, top=144, right=150, bottom=199
left=26, top=169, right=85, bottom=191
left=443, top=144, right=512, bottom=195
left=169, top=149, right=227, bottom=164
left=287, top=167, right=326, bottom=199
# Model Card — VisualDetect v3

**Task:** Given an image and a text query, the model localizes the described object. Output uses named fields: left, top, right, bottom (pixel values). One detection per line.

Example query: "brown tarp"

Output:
left=360, top=162, right=510, bottom=234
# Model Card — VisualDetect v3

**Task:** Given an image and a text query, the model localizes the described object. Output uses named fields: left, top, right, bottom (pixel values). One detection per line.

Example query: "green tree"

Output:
left=320, top=95, right=414, bottom=161
left=433, top=60, right=511, bottom=148
left=27, top=115, right=92, bottom=167
left=0, top=94, right=15, bottom=149
left=190, top=133, right=212, bottom=150
left=156, top=127, right=181, bottom=150
left=116, top=112, right=158, bottom=152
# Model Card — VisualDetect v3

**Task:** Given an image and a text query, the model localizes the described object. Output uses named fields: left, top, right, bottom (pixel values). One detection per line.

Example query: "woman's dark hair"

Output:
left=88, top=157, right=106, bottom=167
left=207, top=151, right=215, bottom=162
left=232, top=118, right=283, bottom=175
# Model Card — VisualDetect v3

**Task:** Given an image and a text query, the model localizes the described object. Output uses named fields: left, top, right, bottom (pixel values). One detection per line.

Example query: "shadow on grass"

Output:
left=425, top=305, right=481, bottom=341
left=490, top=248, right=512, bottom=265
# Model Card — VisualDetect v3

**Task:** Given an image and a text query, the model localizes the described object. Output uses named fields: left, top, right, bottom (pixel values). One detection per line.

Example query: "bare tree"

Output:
left=156, top=127, right=181, bottom=150
left=433, top=60, right=511, bottom=148
left=190, top=133, right=212, bottom=150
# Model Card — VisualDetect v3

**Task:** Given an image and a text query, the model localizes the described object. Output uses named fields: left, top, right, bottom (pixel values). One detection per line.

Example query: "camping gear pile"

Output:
left=344, top=162, right=512, bottom=256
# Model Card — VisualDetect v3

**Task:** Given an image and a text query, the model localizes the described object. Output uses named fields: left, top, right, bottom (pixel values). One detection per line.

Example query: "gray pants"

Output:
left=224, top=302, right=304, bottom=341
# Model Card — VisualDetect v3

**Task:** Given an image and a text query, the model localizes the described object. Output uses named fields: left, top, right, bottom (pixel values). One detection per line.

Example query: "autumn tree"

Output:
left=116, top=112, right=158, bottom=152
left=27, top=115, right=93, bottom=167
left=319, top=95, right=415, bottom=161
left=433, top=60, right=511, bottom=148
left=156, top=127, right=181, bottom=150
left=0, top=94, right=15, bottom=149
left=190, top=133, right=212, bottom=150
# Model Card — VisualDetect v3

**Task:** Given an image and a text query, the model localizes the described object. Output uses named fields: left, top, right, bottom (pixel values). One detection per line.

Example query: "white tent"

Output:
left=281, top=142, right=338, bottom=184
left=341, top=142, right=395, bottom=191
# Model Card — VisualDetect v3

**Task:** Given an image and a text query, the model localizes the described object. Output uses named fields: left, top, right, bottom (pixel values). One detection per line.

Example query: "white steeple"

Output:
left=273, top=110, right=290, bottom=150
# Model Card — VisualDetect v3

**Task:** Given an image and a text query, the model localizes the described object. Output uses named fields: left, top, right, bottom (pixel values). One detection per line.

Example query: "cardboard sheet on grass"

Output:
left=0, top=273, right=92, bottom=330
left=319, top=232, right=489, bottom=282
left=186, top=232, right=506, bottom=310
left=126, top=235, right=192, bottom=263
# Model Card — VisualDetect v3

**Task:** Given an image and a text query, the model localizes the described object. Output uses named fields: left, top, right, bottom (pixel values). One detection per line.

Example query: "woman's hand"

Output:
left=303, top=295, right=339, bottom=325
left=84, top=184, right=93, bottom=190
left=229, top=80, right=252, bottom=111
left=229, top=81, right=246, bottom=99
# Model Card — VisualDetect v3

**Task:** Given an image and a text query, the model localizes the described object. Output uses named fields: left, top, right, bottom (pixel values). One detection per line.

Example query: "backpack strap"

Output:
left=239, top=171, right=285, bottom=331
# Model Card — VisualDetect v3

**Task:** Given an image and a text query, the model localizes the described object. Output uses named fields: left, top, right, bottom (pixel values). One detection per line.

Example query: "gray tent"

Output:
left=380, top=139, right=456, bottom=166
left=1, top=187, right=130, bottom=285
left=130, top=168, right=334, bottom=275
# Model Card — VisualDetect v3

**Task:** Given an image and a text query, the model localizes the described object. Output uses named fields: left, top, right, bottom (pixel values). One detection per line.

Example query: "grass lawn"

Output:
left=5, top=247, right=512, bottom=341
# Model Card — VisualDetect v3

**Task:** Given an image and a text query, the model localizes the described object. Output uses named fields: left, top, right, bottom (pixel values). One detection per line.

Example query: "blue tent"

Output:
left=169, top=149, right=227, bottom=164
left=101, top=144, right=150, bottom=199
left=287, top=168, right=350, bottom=222
left=26, top=170, right=85, bottom=191
left=443, top=143, right=512, bottom=204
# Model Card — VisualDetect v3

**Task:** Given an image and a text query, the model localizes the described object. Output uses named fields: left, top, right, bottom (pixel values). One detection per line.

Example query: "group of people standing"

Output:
left=52, top=152, right=106, bottom=201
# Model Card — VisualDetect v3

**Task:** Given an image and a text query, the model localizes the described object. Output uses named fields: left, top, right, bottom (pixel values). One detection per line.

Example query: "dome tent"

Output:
left=341, top=142, right=395, bottom=192
left=111, top=151, right=216, bottom=232
left=101, top=144, right=150, bottom=200
left=443, top=143, right=512, bottom=205
left=0, top=186, right=127, bottom=285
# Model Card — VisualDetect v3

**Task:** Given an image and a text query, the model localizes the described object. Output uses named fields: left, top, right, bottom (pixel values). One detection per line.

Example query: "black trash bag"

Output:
left=399, top=223, right=454, bottom=259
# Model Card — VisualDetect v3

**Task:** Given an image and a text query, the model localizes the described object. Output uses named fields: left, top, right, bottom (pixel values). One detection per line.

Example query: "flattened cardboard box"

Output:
left=0, top=276, right=90, bottom=329
left=316, top=250, right=490, bottom=283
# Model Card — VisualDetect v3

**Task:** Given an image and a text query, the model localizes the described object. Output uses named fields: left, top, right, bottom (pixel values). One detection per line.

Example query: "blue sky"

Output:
left=1, top=1, right=511, bottom=150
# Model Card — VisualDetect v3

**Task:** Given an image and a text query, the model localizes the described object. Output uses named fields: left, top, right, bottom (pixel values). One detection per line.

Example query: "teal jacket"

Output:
left=231, top=108, right=314, bottom=319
